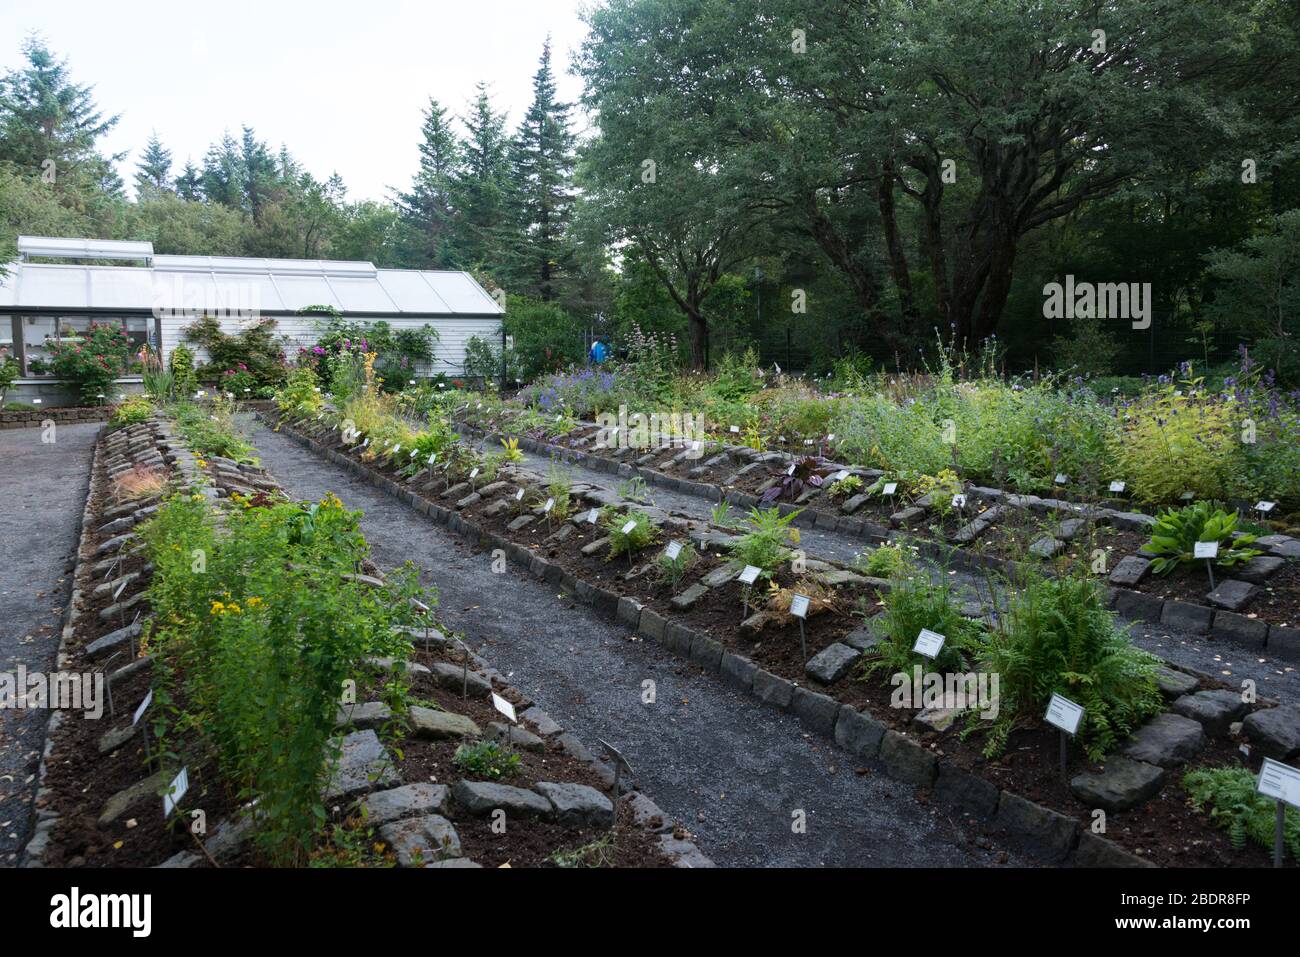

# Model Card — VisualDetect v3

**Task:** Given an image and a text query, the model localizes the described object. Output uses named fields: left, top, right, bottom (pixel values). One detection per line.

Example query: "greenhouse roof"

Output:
left=0, top=237, right=503, bottom=317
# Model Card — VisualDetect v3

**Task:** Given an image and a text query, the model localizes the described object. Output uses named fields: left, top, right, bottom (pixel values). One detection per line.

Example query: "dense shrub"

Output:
left=183, top=315, right=288, bottom=389
left=142, top=492, right=425, bottom=864
left=43, top=321, right=133, bottom=404
left=973, top=573, right=1163, bottom=761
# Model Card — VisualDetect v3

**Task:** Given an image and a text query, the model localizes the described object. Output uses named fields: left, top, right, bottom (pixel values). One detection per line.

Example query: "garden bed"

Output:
left=268, top=407, right=1300, bottom=869
left=26, top=409, right=700, bottom=869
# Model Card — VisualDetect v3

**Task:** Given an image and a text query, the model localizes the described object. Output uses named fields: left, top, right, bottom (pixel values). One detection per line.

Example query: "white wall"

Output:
left=160, top=314, right=502, bottom=377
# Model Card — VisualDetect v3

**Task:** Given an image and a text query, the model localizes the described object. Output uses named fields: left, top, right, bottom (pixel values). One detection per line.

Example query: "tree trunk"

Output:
left=877, top=166, right=920, bottom=334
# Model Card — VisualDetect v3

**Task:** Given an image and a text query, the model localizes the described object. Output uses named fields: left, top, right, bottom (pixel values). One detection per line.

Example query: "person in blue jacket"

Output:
left=589, top=339, right=610, bottom=364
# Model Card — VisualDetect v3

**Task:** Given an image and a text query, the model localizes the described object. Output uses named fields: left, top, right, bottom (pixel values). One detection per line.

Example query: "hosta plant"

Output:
left=1144, top=502, right=1262, bottom=575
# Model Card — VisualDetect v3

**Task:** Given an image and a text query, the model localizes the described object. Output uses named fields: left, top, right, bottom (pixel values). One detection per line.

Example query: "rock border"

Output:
left=0, top=407, right=115, bottom=429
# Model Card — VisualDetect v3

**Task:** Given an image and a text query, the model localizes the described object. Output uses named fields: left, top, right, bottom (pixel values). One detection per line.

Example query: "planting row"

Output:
left=266, top=383, right=1300, bottom=867
left=23, top=404, right=703, bottom=868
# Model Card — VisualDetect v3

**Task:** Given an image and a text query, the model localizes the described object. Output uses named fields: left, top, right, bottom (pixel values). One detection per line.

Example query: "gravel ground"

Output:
left=0, top=422, right=100, bottom=866
left=500, top=440, right=1300, bottom=704
left=242, top=415, right=1027, bottom=867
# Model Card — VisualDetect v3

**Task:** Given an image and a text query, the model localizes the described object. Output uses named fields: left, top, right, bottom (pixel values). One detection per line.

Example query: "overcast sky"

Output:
left=0, top=0, right=592, bottom=202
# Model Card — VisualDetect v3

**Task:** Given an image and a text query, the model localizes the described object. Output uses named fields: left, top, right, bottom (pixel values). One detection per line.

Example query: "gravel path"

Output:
left=242, top=415, right=1026, bottom=867
left=496, top=439, right=1300, bottom=704
left=0, top=422, right=100, bottom=865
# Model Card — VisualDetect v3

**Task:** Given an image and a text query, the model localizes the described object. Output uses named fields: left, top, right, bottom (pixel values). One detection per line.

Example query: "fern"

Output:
left=1184, top=766, right=1300, bottom=861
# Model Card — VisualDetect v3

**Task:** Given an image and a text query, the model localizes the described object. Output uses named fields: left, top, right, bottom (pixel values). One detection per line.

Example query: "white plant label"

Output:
left=1256, top=501, right=1276, bottom=513
left=738, top=565, right=761, bottom=586
left=1193, top=541, right=1220, bottom=559
left=543, top=498, right=554, bottom=513
left=621, top=520, right=638, bottom=535
left=1045, top=693, right=1085, bottom=736
left=826, top=434, right=836, bottom=442
left=490, top=692, right=517, bottom=724
left=1054, top=473, right=1068, bottom=485
left=833, top=470, right=849, bottom=482
left=1181, top=491, right=1195, bottom=501
left=789, top=594, right=811, bottom=619
left=913, top=628, right=946, bottom=659
left=587, top=508, right=599, bottom=524
left=428, top=453, right=437, bottom=465
left=469, top=468, right=479, bottom=480
left=515, top=488, right=525, bottom=501
left=951, top=494, right=967, bottom=509
left=882, top=482, right=898, bottom=496
left=664, top=541, right=683, bottom=561
left=164, top=767, right=189, bottom=818
left=132, top=689, right=153, bottom=727
left=1109, top=480, right=1126, bottom=493
left=392, top=444, right=400, bottom=455
left=787, top=464, right=796, bottom=476
left=1256, top=757, right=1300, bottom=809
left=729, top=425, right=740, bottom=433
left=803, top=439, right=814, bottom=446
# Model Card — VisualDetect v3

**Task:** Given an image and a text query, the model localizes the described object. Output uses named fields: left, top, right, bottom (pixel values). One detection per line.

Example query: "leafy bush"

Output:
left=1108, top=377, right=1238, bottom=506
left=858, top=572, right=982, bottom=679
left=274, top=366, right=324, bottom=418
left=605, top=509, right=660, bottom=559
left=1184, top=766, right=1300, bottom=861
left=1144, top=502, right=1262, bottom=575
left=974, top=573, right=1163, bottom=761
left=452, top=739, right=521, bottom=780
left=861, top=543, right=914, bottom=578
left=545, top=467, right=573, bottom=523
left=184, top=315, right=287, bottom=389
left=110, top=395, right=153, bottom=427
left=169, top=344, right=198, bottom=397
left=728, top=507, right=801, bottom=580
left=141, top=492, right=424, bottom=864
left=43, top=321, right=132, bottom=405
left=826, top=475, right=863, bottom=500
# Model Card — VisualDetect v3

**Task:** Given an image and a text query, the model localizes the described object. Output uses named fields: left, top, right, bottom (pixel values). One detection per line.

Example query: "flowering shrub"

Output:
left=141, top=492, right=428, bottom=865
left=43, top=322, right=132, bottom=405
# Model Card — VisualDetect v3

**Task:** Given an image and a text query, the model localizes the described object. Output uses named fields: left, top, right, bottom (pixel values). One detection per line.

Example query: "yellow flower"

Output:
left=246, top=596, right=263, bottom=607
left=210, top=600, right=225, bottom=615
left=226, top=603, right=242, bottom=614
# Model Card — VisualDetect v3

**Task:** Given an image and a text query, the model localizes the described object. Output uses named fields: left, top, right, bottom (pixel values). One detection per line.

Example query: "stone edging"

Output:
left=20, top=425, right=106, bottom=866
left=268, top=410, right=1156, bottom=869
left=1, top=407, right=114, bottom=429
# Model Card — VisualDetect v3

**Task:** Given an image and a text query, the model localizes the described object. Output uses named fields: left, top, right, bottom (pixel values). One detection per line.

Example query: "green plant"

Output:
left=912, top=469, right=963, bottom=520
left=141, top=492, right=425, bottom=865
left=861, top=543, right=913, bottom=578
left=545, top=467, right=573, bottom=522
left=500, top=436, right=524, bottom=462
left=43, top=321, right=132, bottom=405
left=1184, top=766, right=1300, bottom=861
left=0, top=352, right=18, bottom=405
left=657, top=540, right=698, bottom=588
left=170, top=396, right=258, bottom=463
left=274, top=366, right=324, bottom=418
left=858, top=571, right=983, bottom=678
left=728, top=507, right=801, bottom=580
left=139, top=346, right=173, bottom=400
left=973, top=572, right=1163, bottom=761
left=605, top=509, right=660, bottom=559
left=169, top=344, right=198, bottom=397
left=710, top=500, right=739, bottom=528
left=184, top=315, right=287, bottom=389
left=827, top=474, right=864, bottom=500
left=1145, top=502, right=1263, bottom=575
left=110, top=394, right=153, bottom=427
left=452, top=739, right=521, bottom=780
